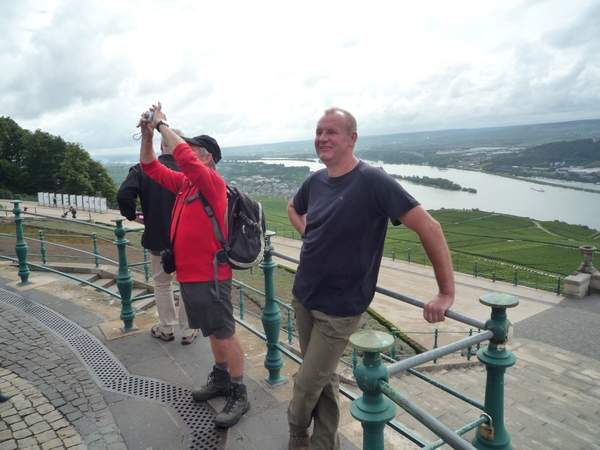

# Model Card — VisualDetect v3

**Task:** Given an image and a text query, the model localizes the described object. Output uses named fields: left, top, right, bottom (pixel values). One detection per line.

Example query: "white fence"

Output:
left=37, top=192, right=108, bottom=213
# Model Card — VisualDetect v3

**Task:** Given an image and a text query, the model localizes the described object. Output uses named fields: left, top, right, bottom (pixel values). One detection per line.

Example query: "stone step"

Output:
left=93, top=277, right=116, bottom=289
left=371, top=343, right=600, bottom=449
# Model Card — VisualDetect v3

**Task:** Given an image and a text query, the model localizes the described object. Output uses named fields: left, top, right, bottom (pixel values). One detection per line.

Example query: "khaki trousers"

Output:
left=287, top=298, right=361, bottom=450
left=150, top=253, right=192, bottom=338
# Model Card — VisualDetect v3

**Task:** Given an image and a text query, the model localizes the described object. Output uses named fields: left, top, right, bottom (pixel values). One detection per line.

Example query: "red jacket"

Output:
left=141, top=143, right=232, bottom=283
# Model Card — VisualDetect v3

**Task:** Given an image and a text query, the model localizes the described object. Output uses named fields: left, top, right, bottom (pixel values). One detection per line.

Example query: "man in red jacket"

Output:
left=137, top=102, right=249, bottom=429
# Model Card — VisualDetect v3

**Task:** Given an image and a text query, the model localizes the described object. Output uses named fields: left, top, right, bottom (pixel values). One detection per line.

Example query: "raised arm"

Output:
left=398, top=205, right=455, bottom=323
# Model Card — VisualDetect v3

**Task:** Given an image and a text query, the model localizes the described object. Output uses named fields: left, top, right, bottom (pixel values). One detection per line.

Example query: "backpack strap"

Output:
left=184, top=188, right=229, bottom=300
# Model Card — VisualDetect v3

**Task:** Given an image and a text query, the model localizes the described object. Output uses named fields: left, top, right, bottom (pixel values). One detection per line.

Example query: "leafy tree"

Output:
left=22, top=129, right=68, bottom=194
left=88, top=159, right=117, bottom=201
left=0, top=117, right=118, bottom=202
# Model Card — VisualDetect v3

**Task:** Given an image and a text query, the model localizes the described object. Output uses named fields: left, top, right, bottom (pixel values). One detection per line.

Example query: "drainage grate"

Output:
left=0, top=288, right=226, bottom=450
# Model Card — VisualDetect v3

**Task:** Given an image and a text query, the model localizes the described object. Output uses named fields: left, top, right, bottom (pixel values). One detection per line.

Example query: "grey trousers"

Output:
left=287, top=298, right=362, bottom=450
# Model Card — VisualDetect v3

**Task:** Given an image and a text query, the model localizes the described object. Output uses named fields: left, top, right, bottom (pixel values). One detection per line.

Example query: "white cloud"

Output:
left=0, top=0, right=599, bottom=160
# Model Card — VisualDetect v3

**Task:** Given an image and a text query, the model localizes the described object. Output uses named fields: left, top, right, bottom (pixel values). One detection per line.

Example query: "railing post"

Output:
left=390, top=327, right=397, bottom=360
left=556, top=276, right=561, bottom=295
left=112, top=218, right=138, bottom=333
left=12, top=201, right=31, bottom=285
left=238, top=285, right=245, bottom=321
left=259, top=231, right=286, bottom=386
left=474, top=261, right=478, bottom=278
left=433, top=327, right=439, bottom=364
left=286, top=309, right=293, bottom=344
left=39, top=230, right=47, bottom=265
left=512, top=268, right=518, bottom=286
left=467, top=328, right=473, bottom=361
left=472, top=292, right=518, bottom=450
left=92, top=233, right=100, bottom=268
left=407, top=248, right=411, bottom=264
left=0, top=360, right=10, bottom=402
left=349, top=330, right=397, bottom=450
left=143, top=248, right=150, bottom=282
left=392, top=247, right=395, bottom=261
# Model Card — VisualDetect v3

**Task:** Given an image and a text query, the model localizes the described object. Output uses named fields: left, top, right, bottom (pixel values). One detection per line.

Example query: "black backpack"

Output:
left=193, top=185, right=266, bottom=270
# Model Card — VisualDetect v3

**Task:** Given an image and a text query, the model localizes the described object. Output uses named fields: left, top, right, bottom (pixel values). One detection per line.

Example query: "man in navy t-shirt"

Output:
left=286, top=107, right=455, bottom=450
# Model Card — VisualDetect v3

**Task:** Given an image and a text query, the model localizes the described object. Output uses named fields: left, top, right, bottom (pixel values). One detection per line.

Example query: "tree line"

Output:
left=0, top=117, right=117, bottom=202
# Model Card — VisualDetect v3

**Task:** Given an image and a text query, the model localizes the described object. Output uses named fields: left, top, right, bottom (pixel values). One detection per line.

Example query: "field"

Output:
left=255, top=195, right=599, bottom=279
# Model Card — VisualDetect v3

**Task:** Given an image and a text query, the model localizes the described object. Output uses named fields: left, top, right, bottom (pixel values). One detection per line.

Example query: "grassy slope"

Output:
left=255, top=195, right=599, bottom=278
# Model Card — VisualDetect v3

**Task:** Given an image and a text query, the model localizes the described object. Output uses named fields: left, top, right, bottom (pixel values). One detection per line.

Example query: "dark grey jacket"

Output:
left=117, top=154, right=180, bottom=252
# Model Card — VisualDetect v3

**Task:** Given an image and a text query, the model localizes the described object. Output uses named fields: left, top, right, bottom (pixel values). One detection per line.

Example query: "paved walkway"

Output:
left=0, top=201, right=599, bottom=449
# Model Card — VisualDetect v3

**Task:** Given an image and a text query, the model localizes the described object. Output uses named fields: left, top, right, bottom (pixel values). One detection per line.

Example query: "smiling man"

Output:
left=286, top=107, right=456, bottom=450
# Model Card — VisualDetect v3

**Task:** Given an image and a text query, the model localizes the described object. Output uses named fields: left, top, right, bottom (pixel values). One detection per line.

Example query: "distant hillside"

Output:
left=224, top=118, right=600, bottom=160
left=485, top=138, right=600, bottom=168
left=481, top=138, right=600, bottom=182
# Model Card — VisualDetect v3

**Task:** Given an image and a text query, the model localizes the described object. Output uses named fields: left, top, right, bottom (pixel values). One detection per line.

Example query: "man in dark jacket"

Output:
left=117, top=128, right=199, bottom=345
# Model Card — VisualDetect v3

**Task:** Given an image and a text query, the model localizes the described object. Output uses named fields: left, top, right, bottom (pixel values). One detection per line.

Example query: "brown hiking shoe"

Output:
left=289, top=429, right=310, bottom=450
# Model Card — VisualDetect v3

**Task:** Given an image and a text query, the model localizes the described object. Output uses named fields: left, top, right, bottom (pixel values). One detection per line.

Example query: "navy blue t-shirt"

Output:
left=292, top=160, right=420, bottom=317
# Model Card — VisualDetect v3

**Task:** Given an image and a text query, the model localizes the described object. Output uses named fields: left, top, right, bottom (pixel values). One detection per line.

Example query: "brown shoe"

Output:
left=182, top=329, right=200, bottom=345
left=150, top=325, right=174, bottom=341
left=289, top=429, right=309, bottom=450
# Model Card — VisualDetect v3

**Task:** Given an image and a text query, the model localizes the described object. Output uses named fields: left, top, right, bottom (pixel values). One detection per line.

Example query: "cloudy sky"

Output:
left=1, top=0, right=599, bottom=160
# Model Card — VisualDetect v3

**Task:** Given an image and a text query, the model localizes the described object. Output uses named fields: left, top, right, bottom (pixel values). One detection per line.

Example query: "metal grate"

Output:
left=0, top=288, right=226, bottom=450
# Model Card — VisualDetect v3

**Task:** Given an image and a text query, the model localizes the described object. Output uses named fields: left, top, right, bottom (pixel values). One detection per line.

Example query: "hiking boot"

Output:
left=191, top=368, right=231, bottom=401
left=289, top=429, right=310, bottom=450
left=214, top=383, right=250, bottom=428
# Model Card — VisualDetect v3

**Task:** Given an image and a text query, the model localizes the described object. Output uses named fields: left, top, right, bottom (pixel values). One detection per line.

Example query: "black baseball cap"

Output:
left=183, top=135, right=222, bottom=164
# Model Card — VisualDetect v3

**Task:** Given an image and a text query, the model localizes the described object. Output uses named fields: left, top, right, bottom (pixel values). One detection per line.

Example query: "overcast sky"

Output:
left=1, top=0, right=599, bottom=160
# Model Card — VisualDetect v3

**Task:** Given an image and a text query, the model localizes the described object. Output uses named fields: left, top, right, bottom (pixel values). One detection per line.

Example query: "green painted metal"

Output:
left=407, top=248, right=411, bottom=263
left=378, top=381, right=474, bottom=450
left=472, top=292, right=518, bottom=450
left=556, top=276, right=561, bottom=295
left=238, top=285, right=245, bottom=321
left=349, top=330, right=396, bottom=450
left=12, top=201, right=31, bottom=285
left=38, top=230, right=47, bottom=264
left=112, top=218, right=138, bottom=333
left=433, top=327, right=439, bottom=364
left=142, top=248, right=149, bottom=282
left=474, top=261, right=478, bottom=278
left=424, top=416, right=488, bottom=450
left=0, top=360, right=10, bottom=402
left=406, top=367, right=484, bottom=411
left=512, top=268, right=518, bottom=286
left=259, top=231, right=286, bottom=386
left=286, top=309, right=293, bottom=344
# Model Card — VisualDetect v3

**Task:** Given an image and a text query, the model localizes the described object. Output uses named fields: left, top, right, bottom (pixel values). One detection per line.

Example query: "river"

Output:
left=256, top=158, right=600, bottom=231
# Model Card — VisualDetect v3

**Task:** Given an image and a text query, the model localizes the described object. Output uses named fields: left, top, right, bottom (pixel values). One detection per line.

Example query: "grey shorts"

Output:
left=179, top=279, right=235, bottom=339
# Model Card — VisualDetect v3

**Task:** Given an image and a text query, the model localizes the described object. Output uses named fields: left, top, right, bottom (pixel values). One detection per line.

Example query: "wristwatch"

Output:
left=156, top=120, right=169, bottom=132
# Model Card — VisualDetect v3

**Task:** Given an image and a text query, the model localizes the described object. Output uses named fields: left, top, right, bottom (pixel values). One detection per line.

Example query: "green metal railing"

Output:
left=3, top=202, right=517, bottom=449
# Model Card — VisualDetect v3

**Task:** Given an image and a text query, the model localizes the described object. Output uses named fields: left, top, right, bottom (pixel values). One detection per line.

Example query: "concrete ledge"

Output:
left=563, top=272, right=591, bottom=299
